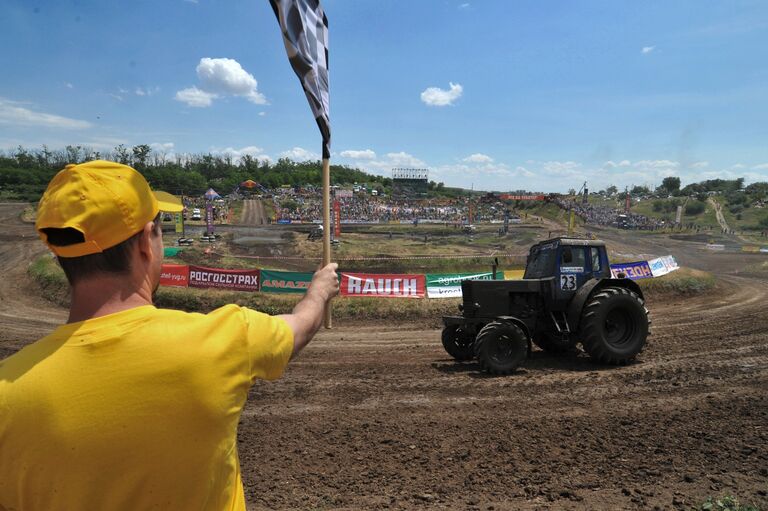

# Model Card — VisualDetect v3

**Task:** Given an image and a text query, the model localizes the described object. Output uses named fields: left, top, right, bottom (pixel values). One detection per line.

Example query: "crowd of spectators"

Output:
left=551, top=197, right=664, bottom=230
left=270, top=190, right=517, bottom=224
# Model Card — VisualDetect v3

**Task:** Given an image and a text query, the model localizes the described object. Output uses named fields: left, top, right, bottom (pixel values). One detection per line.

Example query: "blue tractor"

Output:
left=442, top=238, right=650, bottom=374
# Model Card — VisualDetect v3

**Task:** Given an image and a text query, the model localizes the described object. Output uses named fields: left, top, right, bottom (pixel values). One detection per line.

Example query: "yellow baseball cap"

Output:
left=35, top=160, right=183, bottom=257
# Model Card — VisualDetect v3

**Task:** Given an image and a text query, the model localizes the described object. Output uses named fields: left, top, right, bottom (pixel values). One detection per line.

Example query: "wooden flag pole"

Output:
left=322, top=157, right=332, bottom=328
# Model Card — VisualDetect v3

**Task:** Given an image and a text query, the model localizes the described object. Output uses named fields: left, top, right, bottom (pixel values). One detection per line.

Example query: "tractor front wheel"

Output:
left=579, top=287, right=649, bottom=364
left=474, top=321, right=528, bottom=375
left=441, top=325, right=475, bottom=361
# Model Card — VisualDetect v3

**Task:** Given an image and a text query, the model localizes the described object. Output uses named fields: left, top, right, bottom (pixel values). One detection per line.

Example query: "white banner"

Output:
left=648, top=255, right=680, bottom=277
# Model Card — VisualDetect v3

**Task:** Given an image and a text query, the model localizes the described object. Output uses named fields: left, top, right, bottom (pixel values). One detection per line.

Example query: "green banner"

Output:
left=260, top=269, right=313, bottom=294
left=426, top=271, right=499, bottom=298
left=164, top=247, right=182, bottom=257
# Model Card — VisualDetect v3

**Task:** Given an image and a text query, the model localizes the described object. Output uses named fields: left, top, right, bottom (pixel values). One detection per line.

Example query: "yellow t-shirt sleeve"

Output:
left=240, top=308, right=294, bottom=382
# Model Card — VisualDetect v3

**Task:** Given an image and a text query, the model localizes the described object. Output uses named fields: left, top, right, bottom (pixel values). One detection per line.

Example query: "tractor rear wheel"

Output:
left=474, top=321, right=528, bottom=375
left=579, top=287, right=649, bottom=364
left=441, top=325, right=475, bottom=361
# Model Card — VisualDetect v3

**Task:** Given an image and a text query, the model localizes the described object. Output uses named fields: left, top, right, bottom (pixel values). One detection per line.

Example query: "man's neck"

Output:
left=67, top=278, right=154, bottom=324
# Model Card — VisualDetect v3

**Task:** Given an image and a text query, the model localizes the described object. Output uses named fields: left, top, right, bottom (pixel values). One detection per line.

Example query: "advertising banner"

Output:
left=504, top=270, right=525, bottom=280
left=159, top=264, right=190, bottom=288
left=175, top=212, right=184, bottom=234
left=333, top=200, right=341, bottom=238
left=341, top=273, right=426, bottom=298
left=426, top=272, right=498, bottom=298
left=206, top=202, right=215, bottom=236
left=610, top=261, right=653, bottom=280
left=742, top=245, right=760, bottom=253
left=188, top=265, right=260, bottom=292
left=336, top=189, right=353, bottom=198
left=260, top=270, right=313, bottom=294
left=499, top=194, right=546, bottom=201
left=163, top=247, right=182, bottom=258
left=706, top=244, right=725, bottom=251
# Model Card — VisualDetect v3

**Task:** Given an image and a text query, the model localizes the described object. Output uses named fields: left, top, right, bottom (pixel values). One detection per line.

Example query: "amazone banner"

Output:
left=188, top=265, right=260, bottom=292
left=610, top=261, right=653, bottom=280
left=426, top=272, right=498, bottom=299
left=260, top=270, right=313, bottom=294
left=341, top=272, right=425, bottom=298
left=160, top=264, right=190, bottom=288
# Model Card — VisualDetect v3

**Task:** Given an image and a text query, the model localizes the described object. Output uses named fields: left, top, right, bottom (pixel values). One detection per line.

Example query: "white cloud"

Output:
left=463, top=153, right=493, bottom=163
left=258, top=111, right=266, bottom=116
left=175, top=58, right=266, bottom=107
left=753, top=163, right=768, bottom=170
left=459, top=3, right=470, bottom=8
left=279, top=147, right=319, bottom=161
left=183, top=0, right=199, bottom=3
left=542, top=161, right=582, bottom=174
left=420, top=82, right=463, bottom=107
left=633, top=160, right=679, bottom=171
left=0, top=98, right=92, bottom=129
left=65, top=82, right=73, bottom=89
left=691, top=161, right=709, bottom=169
left=731, top=163, right=746, bottom=170
left=175, top=87, right=217, bottom=107
left=210, top=145, right=271, bottom=162
left=348, top=151, right=428, bottom=176
left=109, top=93, right=124, bottom=102
left=340, top=149, right=376, bottom=159
left=135, top=86, right=160, bottom=97
left=385, top=151, right=427, bottom=167
left=642, top=46, right=655, bottom=54
left=196, top=57, right=267, bottom=104
left=150, top=142, right=175, bottom=152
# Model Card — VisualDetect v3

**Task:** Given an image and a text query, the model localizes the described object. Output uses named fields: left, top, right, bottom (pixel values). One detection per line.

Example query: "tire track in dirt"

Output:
left=2, top=202, right=766, bottom=509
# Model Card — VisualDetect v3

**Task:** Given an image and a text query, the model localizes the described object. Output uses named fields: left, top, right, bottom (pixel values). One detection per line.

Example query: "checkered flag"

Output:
left=270, top=0, right=330, bottom=159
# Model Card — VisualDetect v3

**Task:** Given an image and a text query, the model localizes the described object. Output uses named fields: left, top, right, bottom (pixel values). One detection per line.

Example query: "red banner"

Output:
left=160, top=264, right=190, bottom=288
left=188, top=265, right=260, bottom=292
left=333, top=200, right=341, bottom=237
left=340, top=273, right=425, bottom=298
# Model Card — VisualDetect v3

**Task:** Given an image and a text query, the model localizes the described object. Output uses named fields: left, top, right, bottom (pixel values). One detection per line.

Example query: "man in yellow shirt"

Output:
left=0, top=160, right=339, bottom=511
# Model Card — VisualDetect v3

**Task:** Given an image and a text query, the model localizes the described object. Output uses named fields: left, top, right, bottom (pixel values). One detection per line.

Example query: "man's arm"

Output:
left=277, top=263, right=339, bottom=358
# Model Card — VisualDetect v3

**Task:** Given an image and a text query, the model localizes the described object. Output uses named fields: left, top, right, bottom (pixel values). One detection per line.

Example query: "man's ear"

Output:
left=137, top=221, right=157, bottom=259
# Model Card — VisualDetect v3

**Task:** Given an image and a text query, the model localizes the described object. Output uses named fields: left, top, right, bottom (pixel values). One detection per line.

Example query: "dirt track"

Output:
left=1, top=203, right=766, bottom=510
left=241, top=199, right=269, bottom=225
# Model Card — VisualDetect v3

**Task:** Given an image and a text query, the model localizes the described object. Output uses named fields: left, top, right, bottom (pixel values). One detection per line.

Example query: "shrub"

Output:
left=685, top=201, right=706, bottom=215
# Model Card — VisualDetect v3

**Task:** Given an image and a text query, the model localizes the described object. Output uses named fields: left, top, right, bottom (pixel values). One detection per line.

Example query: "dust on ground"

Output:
left=1, top=203, right=766, bottom=510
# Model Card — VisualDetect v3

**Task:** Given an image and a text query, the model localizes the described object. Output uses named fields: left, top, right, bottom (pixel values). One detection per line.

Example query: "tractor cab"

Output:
left=524, top=238, right=610, bottom=310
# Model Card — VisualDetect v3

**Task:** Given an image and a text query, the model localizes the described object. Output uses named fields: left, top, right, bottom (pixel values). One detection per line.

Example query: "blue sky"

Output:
left=1, top=0, right=767, bottom=193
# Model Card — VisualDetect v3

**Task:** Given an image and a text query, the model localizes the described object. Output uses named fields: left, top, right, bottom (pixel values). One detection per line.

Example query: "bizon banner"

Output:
left=426, top=272, right=497, bottom=298
left=159, top=264, right=189, bottom=288
left=188, top=265, right=260, bottom=292
left=341, top=273, right=425, bottom=298
left=260, top=270, right=313, bottom=294
left=610, top=261, right=653, bottom=280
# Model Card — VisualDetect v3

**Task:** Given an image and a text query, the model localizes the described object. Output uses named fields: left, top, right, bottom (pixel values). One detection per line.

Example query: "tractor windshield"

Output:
left=524, top=244, right=556, bottom=279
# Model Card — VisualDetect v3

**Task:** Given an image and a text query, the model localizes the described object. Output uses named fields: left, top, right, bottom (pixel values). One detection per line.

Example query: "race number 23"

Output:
left=560, top=274, right=577, bottom=291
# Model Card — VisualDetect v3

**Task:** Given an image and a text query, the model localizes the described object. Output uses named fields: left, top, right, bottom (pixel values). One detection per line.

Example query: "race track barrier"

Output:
left=158, top=255, right=680, bottom=296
